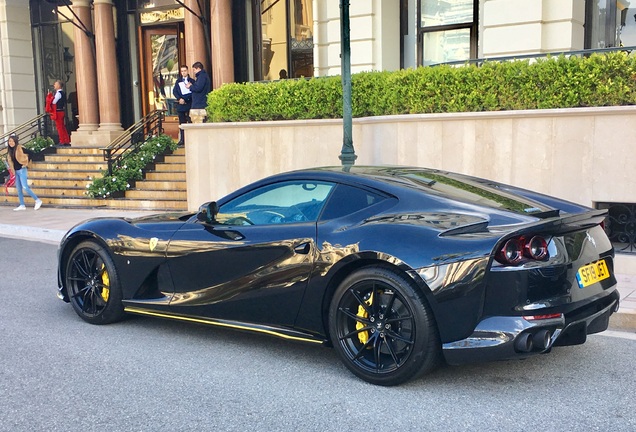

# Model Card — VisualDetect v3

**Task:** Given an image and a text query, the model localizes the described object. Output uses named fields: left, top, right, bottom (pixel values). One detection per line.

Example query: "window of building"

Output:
left=30, top=0, right=75, bottom=135
left=584, top=0, right=636, bottom=48
left=261, top=0, right=314, bottom=80
left=617, top=1, right=636, bottom=46
left=596, top=202, right=636, bottom=254
left=417, top=0, right=478, bottom=66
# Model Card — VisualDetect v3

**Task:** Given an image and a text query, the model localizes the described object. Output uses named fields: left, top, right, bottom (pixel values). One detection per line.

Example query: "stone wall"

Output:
left=0, top=0, right=37, bottom=132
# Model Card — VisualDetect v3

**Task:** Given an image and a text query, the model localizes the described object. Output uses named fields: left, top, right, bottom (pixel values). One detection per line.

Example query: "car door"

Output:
left=166, top=180, right=335, bottom=326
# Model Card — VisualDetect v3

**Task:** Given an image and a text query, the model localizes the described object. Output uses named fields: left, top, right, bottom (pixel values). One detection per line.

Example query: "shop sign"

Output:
left=140, top=8, right=184, bottom=24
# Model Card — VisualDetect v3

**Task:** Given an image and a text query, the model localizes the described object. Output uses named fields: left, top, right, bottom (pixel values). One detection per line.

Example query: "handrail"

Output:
left=102, top=110, right=164, bottom=175
left=1, top=113, right=52, bottom=175
left=432, top=45, right=636, bottom=67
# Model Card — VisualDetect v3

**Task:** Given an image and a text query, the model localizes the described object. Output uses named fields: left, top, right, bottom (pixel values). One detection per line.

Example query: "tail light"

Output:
left=496, top=235, right=549, bottom=265
left=496, top=239, right=523, bottom=265
left=525, top=236, right=548, bottom=260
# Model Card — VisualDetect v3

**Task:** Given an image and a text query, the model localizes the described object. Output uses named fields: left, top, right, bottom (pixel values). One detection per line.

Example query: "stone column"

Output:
left=210, top=0, right=234, bottom=89
left=94, top=0, right=123, bottom=132
left=185, top=0, right=209, bottom=70
left=71, top=0, right=99, bottom=131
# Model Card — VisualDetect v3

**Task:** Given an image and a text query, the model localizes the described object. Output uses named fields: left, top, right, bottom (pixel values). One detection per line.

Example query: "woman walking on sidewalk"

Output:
left=6, top=134, right=42, bottom=211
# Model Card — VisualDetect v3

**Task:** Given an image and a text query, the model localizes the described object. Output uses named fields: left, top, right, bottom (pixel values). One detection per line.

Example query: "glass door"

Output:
left=142, top=26, right=180, bottom=115
left=141, top=25, right=183, bottom=138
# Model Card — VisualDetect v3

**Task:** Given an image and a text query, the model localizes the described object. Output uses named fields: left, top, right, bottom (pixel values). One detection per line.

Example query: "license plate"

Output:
left=576, top=259, right=610, bottom=288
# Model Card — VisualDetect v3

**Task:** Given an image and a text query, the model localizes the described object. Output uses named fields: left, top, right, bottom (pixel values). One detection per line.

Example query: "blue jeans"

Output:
left=14, top=168, right=39, bottom=206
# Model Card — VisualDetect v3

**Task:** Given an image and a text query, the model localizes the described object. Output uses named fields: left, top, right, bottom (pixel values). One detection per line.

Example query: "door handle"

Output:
left=294, top=242, right=311, bottom=255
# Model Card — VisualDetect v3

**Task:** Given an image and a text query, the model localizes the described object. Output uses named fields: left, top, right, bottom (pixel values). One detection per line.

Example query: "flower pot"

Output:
left=30, top=146, right=56, bottom=162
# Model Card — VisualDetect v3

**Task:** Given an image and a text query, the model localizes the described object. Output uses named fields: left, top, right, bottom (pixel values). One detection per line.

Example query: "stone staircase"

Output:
left=1, top=146, right=187, bottom=211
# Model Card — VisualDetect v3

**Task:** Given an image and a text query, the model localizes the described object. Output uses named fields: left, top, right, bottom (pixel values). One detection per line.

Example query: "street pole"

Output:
left=339, top=0, right=357, bottom=168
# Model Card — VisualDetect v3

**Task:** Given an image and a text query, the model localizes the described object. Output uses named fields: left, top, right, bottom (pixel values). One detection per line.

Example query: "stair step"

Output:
left=7, top=186, right=88, bottom=197
left=126, top=189, right=187, bottom=199
left=145, top=172, right=186, bottom=181
left=55, top=147, right=104, bottom=155
left=45, top=154, right=105, bottom=163
left=30, top=178, right=94, bottom=188
left=104, top=199, right=188, bottom=211
left=135, top=180, right=187, bottom=190
left=36, top=162, right=107, bottom=171
left=29, top=169, right=102, bottom=180
left=164, top=155, right=185, bottom=163
left=153, top=163, right=185, bottom=172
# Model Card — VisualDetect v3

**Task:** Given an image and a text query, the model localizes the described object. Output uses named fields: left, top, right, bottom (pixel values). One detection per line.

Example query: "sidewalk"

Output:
left=0, top=204, right=634, bottom=332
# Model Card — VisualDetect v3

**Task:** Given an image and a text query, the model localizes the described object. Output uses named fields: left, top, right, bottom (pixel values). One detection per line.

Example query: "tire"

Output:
left=65, top=240, right=125, bottom=324
left=328, top=266, right=440, bottom=386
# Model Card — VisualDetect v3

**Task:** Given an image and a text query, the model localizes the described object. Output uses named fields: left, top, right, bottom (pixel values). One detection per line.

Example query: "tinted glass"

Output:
left=388, top=169, right=554, bottom=215
left=320, top=184, right=385, bottom=220
left=218, top=181, right=334, bottom=225
left=421, top=0, right=474, bottom=27
left=422, top=28, right=471, bottom=66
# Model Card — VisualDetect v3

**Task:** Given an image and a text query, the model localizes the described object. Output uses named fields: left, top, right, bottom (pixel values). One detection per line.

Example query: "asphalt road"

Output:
left=1, top=237, right=635, bottom=432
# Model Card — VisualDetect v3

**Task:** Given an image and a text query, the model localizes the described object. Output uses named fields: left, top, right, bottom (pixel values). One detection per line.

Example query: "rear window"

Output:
left=391, top=170, right=555, bottom=216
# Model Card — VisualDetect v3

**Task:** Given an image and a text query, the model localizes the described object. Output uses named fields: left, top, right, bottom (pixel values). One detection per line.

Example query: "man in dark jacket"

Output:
left=172, top=65, right=193, bottom=145
left=186, top=61, right=211, bottom=123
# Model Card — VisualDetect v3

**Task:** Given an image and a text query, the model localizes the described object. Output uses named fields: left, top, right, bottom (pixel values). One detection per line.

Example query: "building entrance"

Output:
left=140, top=25, right=185, bottom=139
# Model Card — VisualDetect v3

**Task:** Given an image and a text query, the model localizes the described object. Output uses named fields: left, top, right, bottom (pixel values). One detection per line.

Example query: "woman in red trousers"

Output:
left=45, top=80, right=71, bottom=146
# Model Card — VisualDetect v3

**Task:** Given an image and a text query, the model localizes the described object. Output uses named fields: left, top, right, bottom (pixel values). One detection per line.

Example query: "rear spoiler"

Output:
left=440, top=209, right=607, bottom=238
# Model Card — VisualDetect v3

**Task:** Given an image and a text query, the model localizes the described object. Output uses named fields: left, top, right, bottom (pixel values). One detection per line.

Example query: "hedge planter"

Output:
left=30, top=146, right=57, bottom=162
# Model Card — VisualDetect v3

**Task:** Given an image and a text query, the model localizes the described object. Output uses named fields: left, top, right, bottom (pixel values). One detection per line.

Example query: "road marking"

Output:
left=594, top=330, right=636, bottom=341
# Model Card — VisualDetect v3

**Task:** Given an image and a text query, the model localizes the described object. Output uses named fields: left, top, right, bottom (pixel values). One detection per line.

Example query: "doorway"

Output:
left=140, top=24, right=184, bottom=139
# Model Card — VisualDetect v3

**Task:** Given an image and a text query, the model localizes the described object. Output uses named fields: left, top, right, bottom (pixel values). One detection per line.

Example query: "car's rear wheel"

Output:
left=65, top=240, right=124, bottom=324
left=329, top=266, right=440, bottom=386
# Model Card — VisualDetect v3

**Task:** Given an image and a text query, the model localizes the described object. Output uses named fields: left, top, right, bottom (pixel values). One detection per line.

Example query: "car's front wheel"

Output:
left=329, top=266, right=440, bottom=386
left=65, top=240, right=125, bottom=324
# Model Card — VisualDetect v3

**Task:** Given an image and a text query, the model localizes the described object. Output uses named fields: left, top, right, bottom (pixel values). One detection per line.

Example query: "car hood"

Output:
left=125, top=212, right=193, bottom=226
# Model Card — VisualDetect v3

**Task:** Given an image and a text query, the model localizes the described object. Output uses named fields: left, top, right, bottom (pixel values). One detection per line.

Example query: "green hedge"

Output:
left=207, top=52, right=636, bottom=122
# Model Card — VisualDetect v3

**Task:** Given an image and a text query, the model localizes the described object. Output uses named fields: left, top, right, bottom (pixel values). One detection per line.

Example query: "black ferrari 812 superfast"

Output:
left=57, top=167, right=619, bottom=385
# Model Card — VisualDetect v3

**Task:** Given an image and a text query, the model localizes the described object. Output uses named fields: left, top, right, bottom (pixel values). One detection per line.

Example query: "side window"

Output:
left=218, top=181, right=334, bottom=225
left=320, top=184, right=386, bottom=220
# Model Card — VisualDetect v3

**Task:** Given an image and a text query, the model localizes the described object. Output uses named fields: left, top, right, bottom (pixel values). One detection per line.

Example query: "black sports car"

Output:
left=57, top=166, right=620, bottom=385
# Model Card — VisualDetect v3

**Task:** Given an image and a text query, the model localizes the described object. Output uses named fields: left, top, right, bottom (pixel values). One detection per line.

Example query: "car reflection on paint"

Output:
left=57, top=166, right=619, bottom=386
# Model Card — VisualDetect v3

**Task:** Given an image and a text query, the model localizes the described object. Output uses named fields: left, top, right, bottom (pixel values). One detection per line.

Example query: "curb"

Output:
left=0, top=224, right=64, bottom=245
left=609, top=311, right=636, bottom=333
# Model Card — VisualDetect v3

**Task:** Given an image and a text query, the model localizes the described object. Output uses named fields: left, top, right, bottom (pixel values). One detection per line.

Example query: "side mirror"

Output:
left=197, top=201, right=219, bottom=224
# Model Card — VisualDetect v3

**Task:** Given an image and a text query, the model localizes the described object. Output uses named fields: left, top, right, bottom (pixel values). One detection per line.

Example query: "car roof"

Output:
left=260, top=166, right=561, bottom=217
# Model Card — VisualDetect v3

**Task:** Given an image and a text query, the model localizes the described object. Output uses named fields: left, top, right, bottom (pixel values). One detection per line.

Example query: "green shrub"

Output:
left=207, top=52, right=636, bottom=122
left=24, top=136, right=55, bottom=153
left=87, top=134, right=177, bottom=198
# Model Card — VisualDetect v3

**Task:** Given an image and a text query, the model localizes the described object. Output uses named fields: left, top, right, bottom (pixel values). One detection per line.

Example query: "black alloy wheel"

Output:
left=329, top=266, right=440, bottom=386
left=65, top=240, right=125, bottom=324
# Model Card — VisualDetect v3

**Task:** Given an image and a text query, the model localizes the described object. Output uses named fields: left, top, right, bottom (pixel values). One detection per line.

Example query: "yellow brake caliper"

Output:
left=100, top=263, right=110, bottom=302
left=356, top=291, right=373, bottom=344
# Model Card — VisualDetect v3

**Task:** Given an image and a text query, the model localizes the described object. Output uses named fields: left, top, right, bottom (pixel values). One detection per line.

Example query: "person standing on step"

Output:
left=185, top=61, right=210, bottom=123
left=46, top=80, right=71, bottom=146
left=6, top=134, right=42, bottom=211
left=173, top=65, right=192, bottom=146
